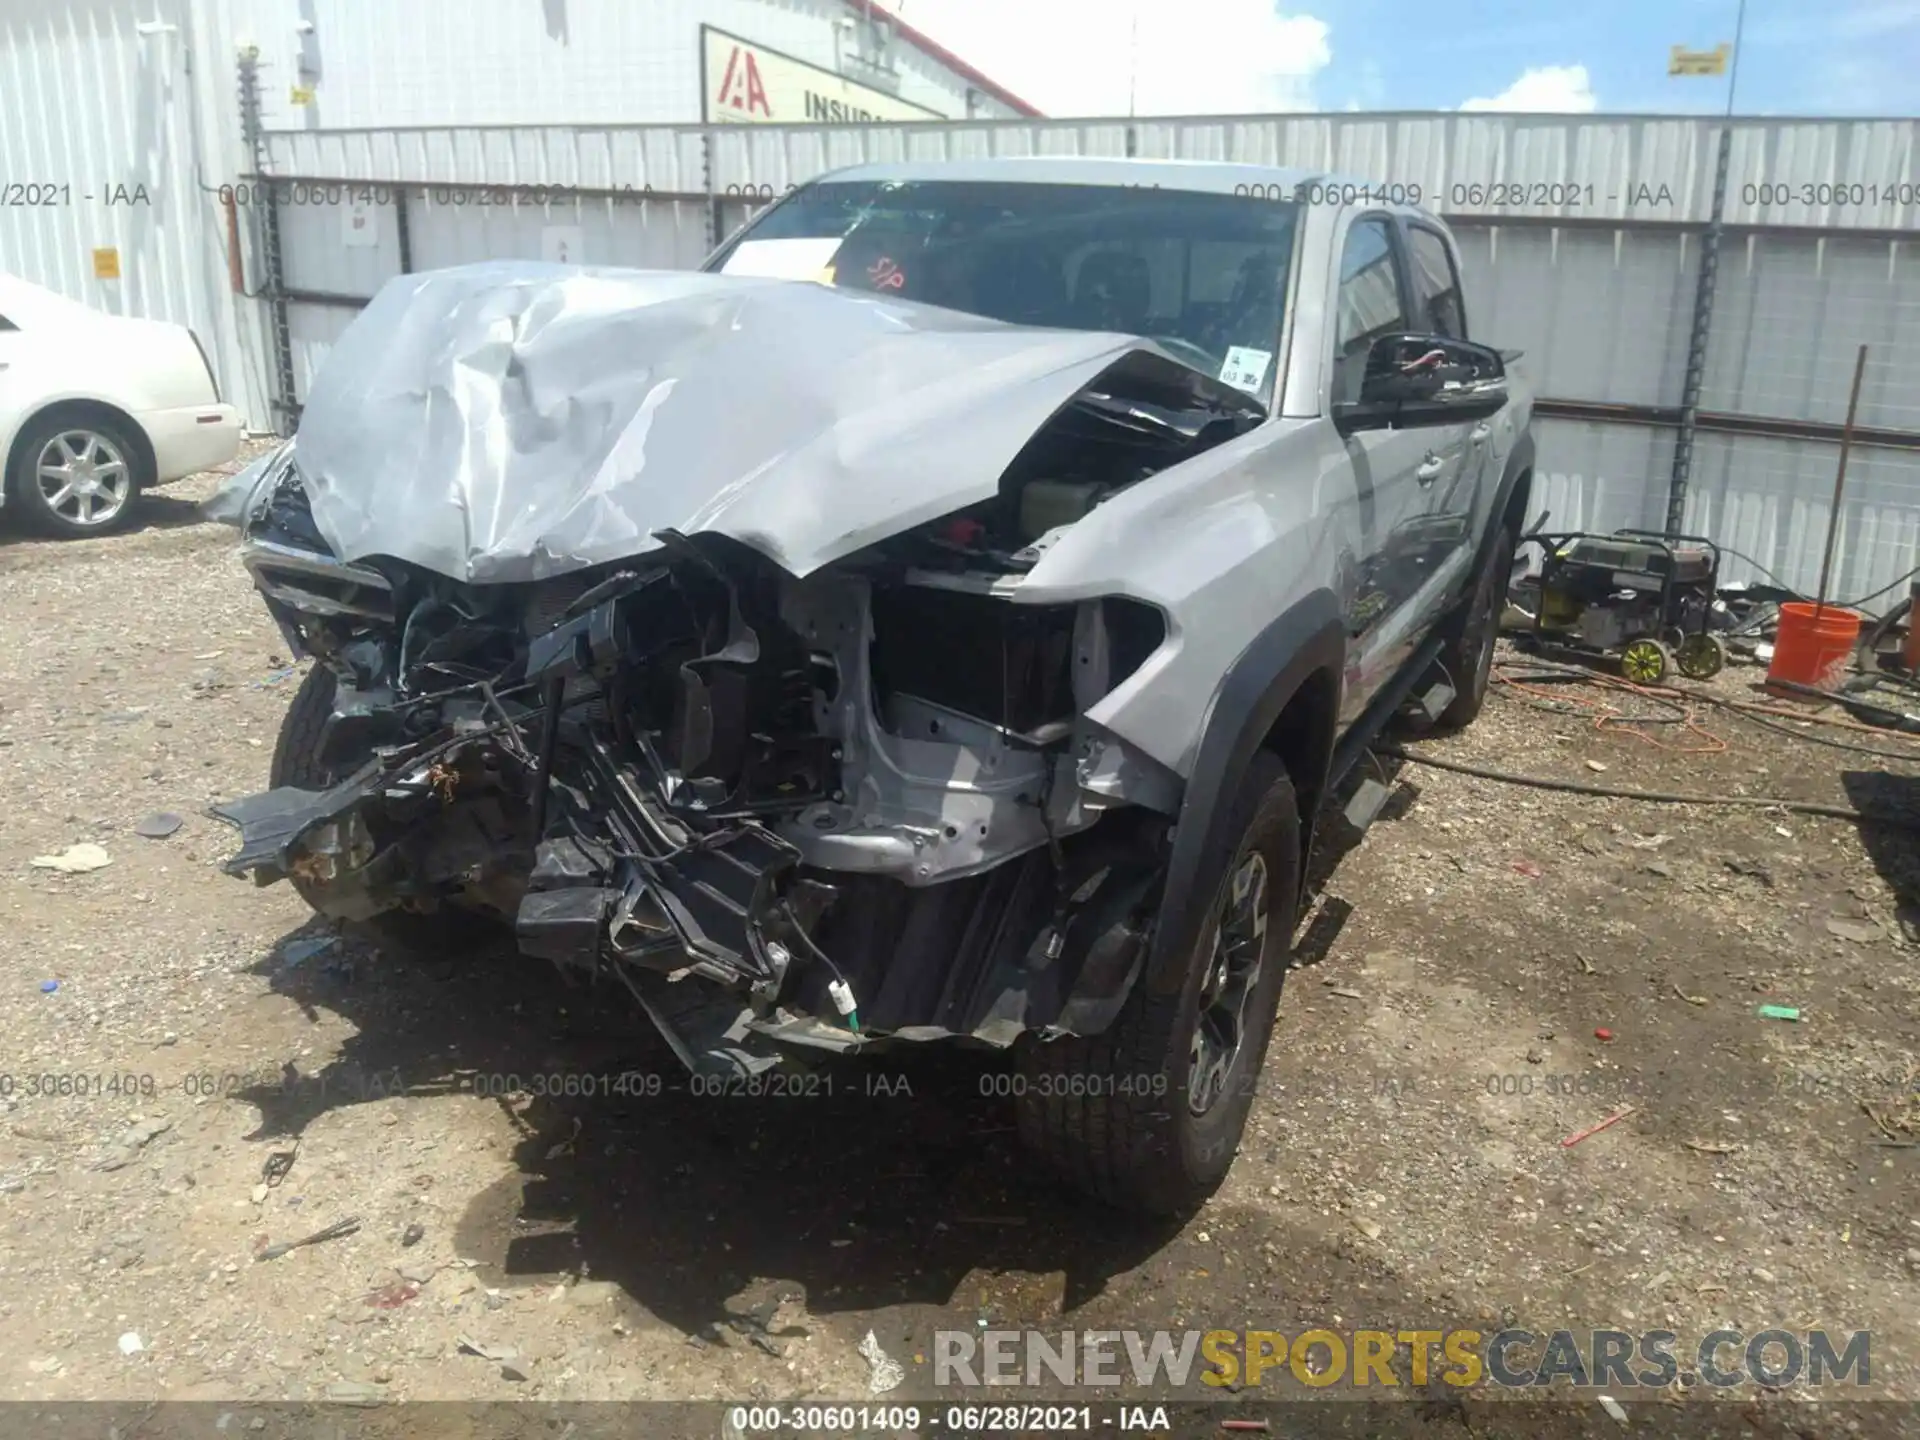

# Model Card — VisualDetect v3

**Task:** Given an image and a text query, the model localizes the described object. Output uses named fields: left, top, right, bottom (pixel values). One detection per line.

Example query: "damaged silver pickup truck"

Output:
left=208, top=158, right=1534, bottom=1214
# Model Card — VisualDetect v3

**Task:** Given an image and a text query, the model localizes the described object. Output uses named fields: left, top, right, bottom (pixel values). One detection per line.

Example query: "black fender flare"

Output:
left=1140, top=588, right=1346, bottom=999
left=1483, top=427, right=1536, bottom=560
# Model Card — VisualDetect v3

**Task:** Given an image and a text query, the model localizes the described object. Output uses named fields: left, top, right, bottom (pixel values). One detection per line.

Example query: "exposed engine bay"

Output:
left=208, top=265, right=1265, bottom=1077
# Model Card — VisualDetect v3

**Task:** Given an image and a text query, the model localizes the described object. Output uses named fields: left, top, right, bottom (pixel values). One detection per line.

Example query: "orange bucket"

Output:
left=1766, top=602, right=1862, bottom=694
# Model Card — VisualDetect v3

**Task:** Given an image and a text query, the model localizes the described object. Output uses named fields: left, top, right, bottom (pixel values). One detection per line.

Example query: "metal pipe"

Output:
left=1666, top=123, right=1732, bottom=535
left=1725, top=0, right=1749, bottom=116
left=238, top=47, right=298, bottom=434
left=394, top=186, right=413, bottom=274
left=1813, top=343, right=1870, bottom=620
left=1664, top=0, right=1746, bottom=533
left=1530, top=396, right=1920, bottom=454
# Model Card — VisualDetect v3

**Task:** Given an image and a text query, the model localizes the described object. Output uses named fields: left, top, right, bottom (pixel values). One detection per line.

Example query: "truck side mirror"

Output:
left=1333, top=334, right=1509, bottom=435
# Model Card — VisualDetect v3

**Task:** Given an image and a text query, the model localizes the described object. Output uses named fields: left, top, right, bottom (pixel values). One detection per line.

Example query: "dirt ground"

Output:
left=1, top=462, right=1917, bottom=1428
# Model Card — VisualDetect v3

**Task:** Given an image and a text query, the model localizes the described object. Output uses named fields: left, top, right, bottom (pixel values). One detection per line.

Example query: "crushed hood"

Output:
left=273, top=261, right=1255, bottom=584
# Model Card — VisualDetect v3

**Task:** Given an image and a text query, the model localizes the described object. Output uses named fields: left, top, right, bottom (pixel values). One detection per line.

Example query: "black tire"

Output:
left=1014, top=751, right=1301, bottom=1216
left=271, top=664, right=500, bottom=959
left=1433, top=522, right=1514, bottom=731
left=4, top=409, right=151, bottom=538
left=268, top=664, right=340, bottom=793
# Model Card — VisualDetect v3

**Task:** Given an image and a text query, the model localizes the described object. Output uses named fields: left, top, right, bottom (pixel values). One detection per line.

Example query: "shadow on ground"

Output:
left=0, top=489, right=215, bottom=548
left=1842, top=767, right=1920, bottom=905
left=214, top=761, right=1426, bottom=1343
left=226, top=923, right=1184, bottom=1335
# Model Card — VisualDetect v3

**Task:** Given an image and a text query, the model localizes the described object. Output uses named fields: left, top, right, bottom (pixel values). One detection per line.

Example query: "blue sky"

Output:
left=891, top=0, right=1920, bottom=118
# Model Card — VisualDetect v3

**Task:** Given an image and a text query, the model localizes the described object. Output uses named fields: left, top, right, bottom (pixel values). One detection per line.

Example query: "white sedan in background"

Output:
left=0, top=274, right=244, bottom=538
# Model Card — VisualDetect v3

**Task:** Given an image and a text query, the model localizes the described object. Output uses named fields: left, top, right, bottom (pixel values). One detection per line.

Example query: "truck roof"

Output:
left=810, top=156, right=1440, bottom=225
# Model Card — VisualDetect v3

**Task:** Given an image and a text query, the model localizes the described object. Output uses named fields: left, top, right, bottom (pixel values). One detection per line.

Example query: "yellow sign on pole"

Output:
left=91, top=247, right=121, bottom=280
left=289, top=84, right=315, bottom=106
left=1669, top=43, right=1731, bottom=76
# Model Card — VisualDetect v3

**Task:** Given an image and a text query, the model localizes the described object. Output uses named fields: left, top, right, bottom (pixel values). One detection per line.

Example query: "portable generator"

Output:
left=1516, top=528, right=1727, bottom=683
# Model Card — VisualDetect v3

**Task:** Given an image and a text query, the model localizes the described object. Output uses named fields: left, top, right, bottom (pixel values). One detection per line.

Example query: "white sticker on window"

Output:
left=719, top=237, right=846, bottom=281
left=1219, top=346, right=1273, bottom=394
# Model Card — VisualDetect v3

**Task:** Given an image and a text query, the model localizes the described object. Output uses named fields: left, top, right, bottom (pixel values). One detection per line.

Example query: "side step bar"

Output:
left=1412, top=678, right=1456, bottom=723
left=1328, top=635, right=1454, bottom=839
left=1327, top=632, right=1445, bottom=790
left=1343, top=777, right=1391, bottom=832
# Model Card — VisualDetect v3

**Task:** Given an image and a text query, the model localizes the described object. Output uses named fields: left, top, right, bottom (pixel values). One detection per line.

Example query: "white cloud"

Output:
left=882, top=1, right=1332, bottom=117
left=1460, top=64, right=1598, bottom=113
left=1830, top=0, right=1920, bottom=41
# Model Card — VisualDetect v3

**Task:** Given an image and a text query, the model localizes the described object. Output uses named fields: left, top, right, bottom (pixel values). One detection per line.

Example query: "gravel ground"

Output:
left=1, top=465, right=1917, bottom=1425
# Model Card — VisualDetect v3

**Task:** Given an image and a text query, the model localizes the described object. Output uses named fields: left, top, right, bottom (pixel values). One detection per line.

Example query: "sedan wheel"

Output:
left=35, top=429, right=134, bottom=529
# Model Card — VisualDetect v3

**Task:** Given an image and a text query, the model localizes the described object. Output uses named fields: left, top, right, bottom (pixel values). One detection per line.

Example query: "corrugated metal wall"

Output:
left=252, top=111, right=1919, bottom=610
left=0, top=0, right=1023, bottom=445
left=0, top=0, right=273, bottom=428
left=218, top=0, right=1020, bottom=133
left=6, top=2, right=1913, bottom=616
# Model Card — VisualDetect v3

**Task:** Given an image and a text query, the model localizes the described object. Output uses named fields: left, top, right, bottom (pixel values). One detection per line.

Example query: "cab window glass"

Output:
left=1332, top=218, right=1406, bottom=403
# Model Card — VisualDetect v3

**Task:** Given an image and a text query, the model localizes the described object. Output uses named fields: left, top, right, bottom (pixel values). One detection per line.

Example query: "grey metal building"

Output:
left=0, top=0, right=1913, bottom=609
left=0, top=0, right=1036, bottom=434
left=257, top=110, right=1920, bottom=612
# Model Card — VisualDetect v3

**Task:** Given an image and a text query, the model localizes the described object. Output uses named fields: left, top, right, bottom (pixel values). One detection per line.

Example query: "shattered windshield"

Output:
left=710, top=179, right=1299, bottom=399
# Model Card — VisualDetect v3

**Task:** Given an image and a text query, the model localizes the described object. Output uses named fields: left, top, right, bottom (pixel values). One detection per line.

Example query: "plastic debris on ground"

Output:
left=29, top=843, right=112, bottom=873
left=1561, top=1106, right=1636, bottom=1148
left=457, top=1336, right=517, bottom=1362
left=254, top=1214, right=360, bottom=1261
left=858, top=1329, right=905, bottom=1394
left=95, top=1117, right=174, bottom=1171
left=1758, top=1005, right=1803, bottom=1022
left=117, top=1332, right=144, bottom=1355
left=39, top=980, right=57, bottom=994
left=280, top=936, right=339, bottom=968
left=261, top=1147, right=298, bottom=1187
left=134, top=812, right=185, bottom=839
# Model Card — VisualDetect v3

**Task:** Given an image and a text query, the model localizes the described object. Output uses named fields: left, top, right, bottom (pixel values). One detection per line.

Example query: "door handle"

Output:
left=1415, top=455, right=1445, bottom=484
left=1469, top=423, right=1491, bottom=443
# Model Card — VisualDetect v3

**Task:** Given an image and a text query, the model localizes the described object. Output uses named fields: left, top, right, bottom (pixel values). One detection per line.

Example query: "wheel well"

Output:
left=1260, top=666, right=1339, bottom=823
left=5, top=400, right=156, bottom=490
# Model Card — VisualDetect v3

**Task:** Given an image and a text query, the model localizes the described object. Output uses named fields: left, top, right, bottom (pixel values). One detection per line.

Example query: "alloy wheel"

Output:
left=35, top=429, right=133, bottom=528
left=1187, top=851, right=1271, bottom=1116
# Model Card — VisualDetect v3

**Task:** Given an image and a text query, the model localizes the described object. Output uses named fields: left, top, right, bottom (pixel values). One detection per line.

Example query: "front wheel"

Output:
left=271, top=664, right=502, bottom=959
left=1013, top=751, right=1300, bottom=1215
